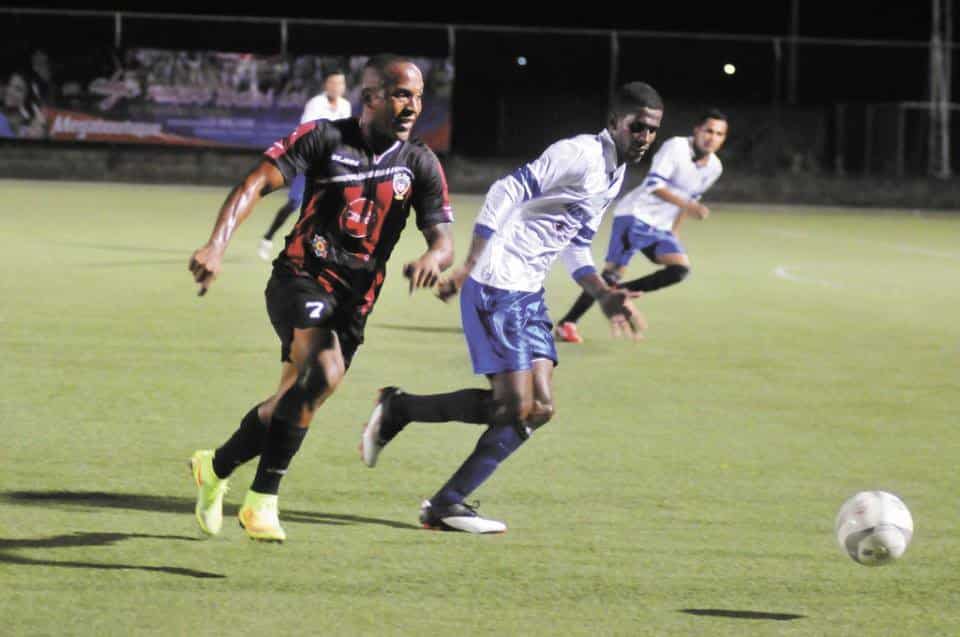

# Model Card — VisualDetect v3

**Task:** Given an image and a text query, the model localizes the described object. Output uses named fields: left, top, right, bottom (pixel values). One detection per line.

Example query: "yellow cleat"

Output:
left=238, top=490, right=287, bottom=542
left=189, top=450, right=229, bottom=536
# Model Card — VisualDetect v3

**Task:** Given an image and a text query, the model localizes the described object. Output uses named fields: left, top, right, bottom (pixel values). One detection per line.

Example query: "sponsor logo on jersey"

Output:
left=392, top=171, right=412, bottom=200
left=332, top=153, right=361, bottom=166
left=339, top=198, right=380, bottom=239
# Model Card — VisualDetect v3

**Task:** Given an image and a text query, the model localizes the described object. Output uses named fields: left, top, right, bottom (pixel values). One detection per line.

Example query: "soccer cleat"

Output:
left=360, top=386, right=403, bottom=468
left=189, top=449, right=229, bottom=536
left=257, top=238, right=273, bottom=261
left=554, top=321, right=583, bottom=344
left=238, top=490, right=287, bottom=542
left=419, top=499, right=507, bottom=534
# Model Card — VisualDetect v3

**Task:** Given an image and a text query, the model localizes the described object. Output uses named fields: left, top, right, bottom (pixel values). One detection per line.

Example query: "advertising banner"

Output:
left=1, top=49, right=453, bottom=152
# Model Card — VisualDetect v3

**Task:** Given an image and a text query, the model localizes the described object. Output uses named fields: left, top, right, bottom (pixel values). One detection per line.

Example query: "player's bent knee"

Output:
left=528, top=401, right=554, bottom=429
left=489, top=396, right=532, bottom=427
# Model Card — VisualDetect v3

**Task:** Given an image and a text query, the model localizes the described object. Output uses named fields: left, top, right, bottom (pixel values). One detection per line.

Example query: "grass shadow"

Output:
left=372, top=323, right=462, bottom=335
left=680, top=609, right=805, bottom=621
left=3, top=490, right=418, bottom=531
left=0, top=532, right=224, bottom=579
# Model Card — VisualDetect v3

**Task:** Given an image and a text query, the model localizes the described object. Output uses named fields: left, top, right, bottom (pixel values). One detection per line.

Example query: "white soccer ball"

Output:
left=835, top=491, right=914, bottom=566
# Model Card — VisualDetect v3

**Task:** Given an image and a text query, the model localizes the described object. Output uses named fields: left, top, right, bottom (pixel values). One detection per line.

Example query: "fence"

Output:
left=0, top=7, right=956, bottom=177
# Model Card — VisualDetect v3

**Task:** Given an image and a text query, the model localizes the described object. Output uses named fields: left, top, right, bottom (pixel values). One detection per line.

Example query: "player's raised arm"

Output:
left=189, top=161, right=286, bottom=296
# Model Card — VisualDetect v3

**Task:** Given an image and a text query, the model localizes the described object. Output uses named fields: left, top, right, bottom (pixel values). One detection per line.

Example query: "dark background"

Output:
left=1, top=2, right=957, bottom=171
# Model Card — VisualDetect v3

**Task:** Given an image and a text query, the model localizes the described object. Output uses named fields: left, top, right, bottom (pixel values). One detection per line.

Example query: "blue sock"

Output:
left=431, top=425, right=525, bottom=507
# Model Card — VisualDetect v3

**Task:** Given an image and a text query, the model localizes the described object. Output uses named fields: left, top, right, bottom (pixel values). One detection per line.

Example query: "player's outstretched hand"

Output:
left=435, top=266, right=468, bottom=303
left=686, top=201, right=710, bottom=220
left=599, top=289, right=646, bottom=341
left=403, top=253, right=441, bottom=295
left=189, top=244, right=222, bottom=297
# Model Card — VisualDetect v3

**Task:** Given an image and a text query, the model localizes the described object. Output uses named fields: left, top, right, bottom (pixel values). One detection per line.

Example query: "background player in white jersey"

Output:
left=359, top=83, right=663, bottom=533
left=258, top=70, right=352, bottom=260
left=555, top=109, right=728, bottom=343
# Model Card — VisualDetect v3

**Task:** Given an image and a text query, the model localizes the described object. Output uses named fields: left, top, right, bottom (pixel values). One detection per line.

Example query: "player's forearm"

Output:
left=206, top=163, right=277, bottom=249
left=652, top=187, right=690, bottom=209
left=422, top=223, right=455, bottom=270
left=459, top=228, right=491, bottom=275
left=671, top=210, right=689, bottom=234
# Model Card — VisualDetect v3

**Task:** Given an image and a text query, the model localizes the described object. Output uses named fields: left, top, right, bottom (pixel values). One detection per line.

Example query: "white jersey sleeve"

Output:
left=559, top=212, right=604, bottom=280
left=641, top=138, right=684, bottom=194
left=474, top=138, right=588, bottom=235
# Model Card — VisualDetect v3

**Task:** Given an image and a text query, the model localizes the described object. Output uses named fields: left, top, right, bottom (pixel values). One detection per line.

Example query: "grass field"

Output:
left=1, top=179, right=958, bottom=636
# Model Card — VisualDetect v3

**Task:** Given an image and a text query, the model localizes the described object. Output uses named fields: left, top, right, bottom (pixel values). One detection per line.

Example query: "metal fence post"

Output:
left=608, top=30, right=619, bottom=108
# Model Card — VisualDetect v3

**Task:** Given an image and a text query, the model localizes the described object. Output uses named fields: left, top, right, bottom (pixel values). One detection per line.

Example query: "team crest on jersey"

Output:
left=310, top=234, right=329, bottom=259
left=392, top=171, right=412, bottom=200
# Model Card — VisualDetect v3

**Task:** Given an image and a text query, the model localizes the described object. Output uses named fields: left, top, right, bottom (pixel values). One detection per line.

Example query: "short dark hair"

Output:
left=698, top=108, right=728, bottom=125
left=611, top=82, right=663, bottom=119
left=363, top=54, right=413, bottom=87
left=323, top=69, right=345, bottom=81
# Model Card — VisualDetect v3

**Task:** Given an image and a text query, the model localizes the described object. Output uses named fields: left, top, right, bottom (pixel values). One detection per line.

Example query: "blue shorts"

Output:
left=604, top=216, right=685, bottom=266
left=460, top=277, right=558, bottom=375
left=287, top=174, right=306, bottom=206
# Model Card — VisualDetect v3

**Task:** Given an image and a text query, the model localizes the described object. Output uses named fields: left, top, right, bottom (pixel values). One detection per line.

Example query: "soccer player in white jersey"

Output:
left=358, top=83, right=663, bottom=533
left=258, top=70, right=352, bottom=260
left=555, top=110, right=728, bottom=343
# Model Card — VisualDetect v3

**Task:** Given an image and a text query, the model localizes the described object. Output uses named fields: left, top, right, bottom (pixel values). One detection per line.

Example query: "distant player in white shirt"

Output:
left=555, top=109, right=728, bottom=343
left=359, top=83, right=663, bottom=533
left=258, top=70, right=352, bottom=260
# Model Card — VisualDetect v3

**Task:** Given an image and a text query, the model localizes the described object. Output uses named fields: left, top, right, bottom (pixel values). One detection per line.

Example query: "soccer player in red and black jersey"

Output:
left=187, top=55, right=454, bottom=542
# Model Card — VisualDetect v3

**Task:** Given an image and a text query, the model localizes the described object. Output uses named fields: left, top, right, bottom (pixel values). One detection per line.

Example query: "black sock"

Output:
left=264, top=201, right=297, bottom=241
left=622, top=264, right=690, bottom=293
left=250, top=419, right=308, bottom=495
left=559, top=291, right=596, bottom=325
left=212, top=405, right=268, bottom=479
left=394, top=389, right=491, bottom=425
left=431, top=425, right=526, bottom=508
left=249, top=363, right=328, bottom=495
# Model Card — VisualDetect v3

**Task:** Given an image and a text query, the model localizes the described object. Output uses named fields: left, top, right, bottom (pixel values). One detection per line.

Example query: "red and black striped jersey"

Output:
left=265, top=117, right=453, bottom=316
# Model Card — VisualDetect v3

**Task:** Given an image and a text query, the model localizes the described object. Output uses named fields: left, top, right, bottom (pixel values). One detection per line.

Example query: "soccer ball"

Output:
left=835, top=491, right=914, bottom=566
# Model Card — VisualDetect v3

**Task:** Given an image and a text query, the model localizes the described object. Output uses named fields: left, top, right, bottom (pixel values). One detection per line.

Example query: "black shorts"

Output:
left=264, top=268, right=365, bottom=368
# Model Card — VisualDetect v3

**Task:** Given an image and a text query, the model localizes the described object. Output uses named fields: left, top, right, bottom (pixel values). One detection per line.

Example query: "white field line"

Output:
left=773, top=266, right=842, bottom=288
left=764, top=227, right=960, bottom=261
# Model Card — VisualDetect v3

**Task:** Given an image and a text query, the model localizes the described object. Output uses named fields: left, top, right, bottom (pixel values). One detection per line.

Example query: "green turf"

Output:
left=1, top=179, right=958, bottom=636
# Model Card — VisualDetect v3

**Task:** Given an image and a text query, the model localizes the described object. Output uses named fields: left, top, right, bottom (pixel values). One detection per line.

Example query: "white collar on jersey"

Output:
left=598, top=128, right=620, bottom=173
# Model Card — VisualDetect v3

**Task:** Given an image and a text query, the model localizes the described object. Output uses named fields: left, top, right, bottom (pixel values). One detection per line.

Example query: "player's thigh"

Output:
left=289, top=326, right=345, bottom=388
left=265, top=269, right=339, bottom=364
left=528, top=358, right=555, bottom=428
left=488, top=369, right=534, bottom=424
left=531, top=359, right=554, bottom=406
